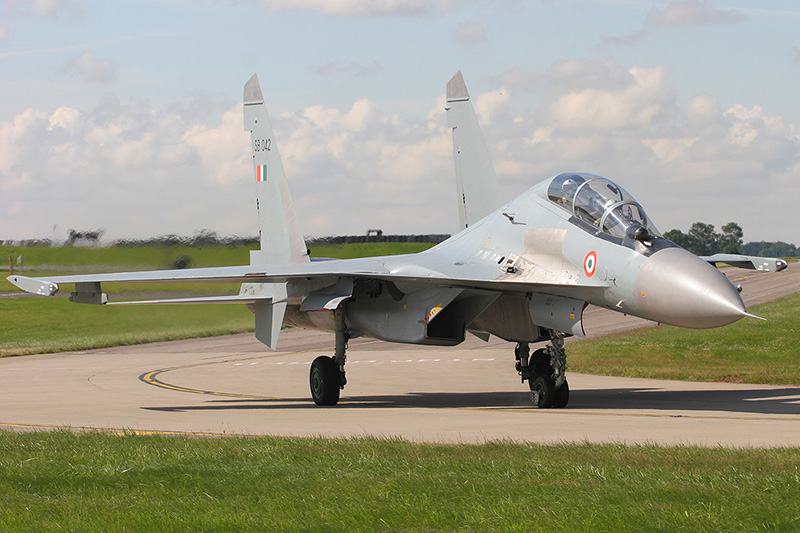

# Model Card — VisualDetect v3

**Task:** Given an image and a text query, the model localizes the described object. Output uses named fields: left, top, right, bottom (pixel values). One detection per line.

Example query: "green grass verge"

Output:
left=1, top=242, right=431, bottom=271
left=1, top=243, right=255, bottom=270
left=0, top=298, right=254, bottom=356
left=309, top=241, right=434, bottom=259
left=569, top=292, right=800, bottom=384
left=1, top=242, right=434, bottom=292
left=1, top=432, right=798, bottom=531
left=1, top=242, right=435, bottom=356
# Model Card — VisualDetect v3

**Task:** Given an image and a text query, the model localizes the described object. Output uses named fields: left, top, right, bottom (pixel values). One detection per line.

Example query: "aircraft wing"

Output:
left=7, top=253, right=609, bottom=304
left=700, top=253, right=788, bottom=272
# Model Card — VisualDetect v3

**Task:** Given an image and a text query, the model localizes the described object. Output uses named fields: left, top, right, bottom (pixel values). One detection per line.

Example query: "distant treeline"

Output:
left=663, top=222, right=798, bottom=257
left=2, top=230, right=452, bottom=248
left=4, top=227, right=796, bottom=257
left=114, top=232, right=451, bottom=247
left=307, top=234, right=450, bottom=246
left=740, top=241, right=800, bottom=258
left=113, top=231, right=258, bottom=248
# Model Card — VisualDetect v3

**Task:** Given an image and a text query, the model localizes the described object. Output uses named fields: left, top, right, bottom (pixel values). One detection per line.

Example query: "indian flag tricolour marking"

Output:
left=256, top=164, right=267, bottom=182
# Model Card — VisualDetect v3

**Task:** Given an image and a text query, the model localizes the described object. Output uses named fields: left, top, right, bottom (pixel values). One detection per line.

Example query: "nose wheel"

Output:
left=515, top=332, right=570, bottom=408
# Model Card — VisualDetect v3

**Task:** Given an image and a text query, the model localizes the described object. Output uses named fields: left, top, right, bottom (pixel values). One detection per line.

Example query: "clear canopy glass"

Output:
left=547, top=172, right=661, bottom=240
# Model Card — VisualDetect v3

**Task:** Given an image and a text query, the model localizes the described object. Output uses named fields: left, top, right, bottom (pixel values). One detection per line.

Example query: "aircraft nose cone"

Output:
left=636, top=247, right=747, bottom=329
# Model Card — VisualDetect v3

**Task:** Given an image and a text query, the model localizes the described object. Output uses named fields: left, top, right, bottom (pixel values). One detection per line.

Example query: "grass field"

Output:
left=568, top=292, right=800, bottom=385
left=1, top=242, right=432, bottom=272
left=0, top=298, right=255, bottom=356
left=1, top=431, right=799, bottom=531
left=1, top=243, right=433, bottom=356
left=0, top=242, right=433, bottom=292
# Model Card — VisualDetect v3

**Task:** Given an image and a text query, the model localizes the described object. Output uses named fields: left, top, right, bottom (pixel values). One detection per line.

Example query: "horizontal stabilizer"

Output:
left=701, top=254, right=788, bottom=272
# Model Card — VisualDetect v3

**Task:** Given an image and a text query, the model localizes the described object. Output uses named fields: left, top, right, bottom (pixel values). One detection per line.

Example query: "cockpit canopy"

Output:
left=547, top=172, right=661, bottom=240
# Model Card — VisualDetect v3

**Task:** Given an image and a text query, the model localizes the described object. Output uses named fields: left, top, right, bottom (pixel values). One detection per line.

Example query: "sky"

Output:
left=2, top=0, right=799, bottom=245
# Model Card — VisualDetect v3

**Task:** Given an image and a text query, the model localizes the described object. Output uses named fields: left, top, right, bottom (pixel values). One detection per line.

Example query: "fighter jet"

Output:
left=8, top=72, right=784, bottom=408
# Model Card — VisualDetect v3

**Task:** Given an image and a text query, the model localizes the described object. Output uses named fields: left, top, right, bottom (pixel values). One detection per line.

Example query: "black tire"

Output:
left=310, top=356, right=340, bottom=406
left=530, top=348, right=549, bottom=375
left=530, top=375, right=555, bottom=408
left=552, top=380, right=570, bottom=408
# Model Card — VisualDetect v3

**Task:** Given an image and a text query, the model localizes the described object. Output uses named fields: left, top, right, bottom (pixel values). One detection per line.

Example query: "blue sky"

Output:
left=2, top=0, right=799, bottom=244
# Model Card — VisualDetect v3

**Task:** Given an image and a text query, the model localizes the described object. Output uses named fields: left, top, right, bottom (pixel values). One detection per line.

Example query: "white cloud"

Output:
left=681, top=93, right=722, bottom=128
left=646, top=0, right=746, bottom=27
left=452, top=22, right=486, bottom=43
left=0, top=90, right=458, bottom=241
left=274, top=97, right=454, bottom=236
left=547, top=63, right=675, bottom=129
left=547, top=57, right=639, bottom=94
left=0, top=23, right=9, bottom=42
left=67, top=51, right=117, bottom=83
left=602, top=1, right=745, bottom=47
left=31, top=0, right=68, bottom=16
left=463, top=58, right=800, bottom=242
left=258, top=0, right=460, bottom=17
left=601, top=29, right=648, bottom=46
left=3, top=56, right=800, bottom=244
left=183, top=106, right=249, bottom=185
left=4, top=0, right=78, bottom=17
left=474, top=89, right=510, bottom=125
left=0, top=97, right=253, bottom=240
left=490, top=68, right=543, bottom=93
left=313, top=61, right=383, bottom=77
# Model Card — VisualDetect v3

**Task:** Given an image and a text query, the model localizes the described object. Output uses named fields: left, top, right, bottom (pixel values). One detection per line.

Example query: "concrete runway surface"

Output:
left=2, top=266, right=799, bottom=447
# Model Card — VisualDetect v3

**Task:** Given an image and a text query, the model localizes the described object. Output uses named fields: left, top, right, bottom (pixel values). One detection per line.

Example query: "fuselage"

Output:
left=283, top=173, right=747, bottom=345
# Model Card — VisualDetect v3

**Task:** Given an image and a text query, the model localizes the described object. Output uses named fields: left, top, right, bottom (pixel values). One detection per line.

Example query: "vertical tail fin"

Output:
left=243, top=73, right=309, bottom=266
left=446, top=71, right=502, bottom=229
left=242, top=73, right=306, bottom=350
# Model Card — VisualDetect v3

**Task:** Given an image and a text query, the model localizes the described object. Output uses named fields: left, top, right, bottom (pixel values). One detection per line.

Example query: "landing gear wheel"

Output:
left=310, top=356, right=341, bottom=406
left=552, top=380, right=570, bottom=408
left=530, top=348, right=549, bottom=375
left=530, top=375, right=556, bottom=408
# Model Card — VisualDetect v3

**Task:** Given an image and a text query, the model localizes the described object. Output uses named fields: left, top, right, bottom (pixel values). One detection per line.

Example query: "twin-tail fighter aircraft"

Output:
left=9, top=72, right=787, bottom=408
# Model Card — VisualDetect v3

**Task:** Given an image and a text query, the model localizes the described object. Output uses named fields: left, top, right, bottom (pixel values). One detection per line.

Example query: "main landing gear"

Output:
left=309, top=308, right=348, bottom=406
left=514, top=331, right=569, bottom=408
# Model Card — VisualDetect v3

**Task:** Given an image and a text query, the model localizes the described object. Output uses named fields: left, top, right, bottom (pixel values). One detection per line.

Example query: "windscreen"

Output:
left=547, top=172, right=661, bottom=239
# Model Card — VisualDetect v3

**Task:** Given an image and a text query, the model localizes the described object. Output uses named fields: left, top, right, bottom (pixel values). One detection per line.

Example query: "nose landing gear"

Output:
left=514, top=331, right=570, bottom=408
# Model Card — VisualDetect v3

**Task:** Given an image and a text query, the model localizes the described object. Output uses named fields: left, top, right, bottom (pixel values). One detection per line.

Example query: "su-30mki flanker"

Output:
left=9, top=72, right=786, bottom=408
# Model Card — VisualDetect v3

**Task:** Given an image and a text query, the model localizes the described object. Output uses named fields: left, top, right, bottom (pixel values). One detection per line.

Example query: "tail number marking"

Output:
left=253, top=138, right=272, bottom=152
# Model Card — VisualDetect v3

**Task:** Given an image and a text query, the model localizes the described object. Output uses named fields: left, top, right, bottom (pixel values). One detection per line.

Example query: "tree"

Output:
left=687, top=222, right=719, bottom=255
left=663, top=229, right=694, bottom=250
left=742, top=241, right=799, bottom=257
left=719, top=222, right=743, bottom=254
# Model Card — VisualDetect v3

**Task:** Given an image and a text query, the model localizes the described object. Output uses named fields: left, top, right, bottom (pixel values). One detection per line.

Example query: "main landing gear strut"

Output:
left=309, top=308, right=348, bottom=406
left=514, top=330, right=570, bottom=408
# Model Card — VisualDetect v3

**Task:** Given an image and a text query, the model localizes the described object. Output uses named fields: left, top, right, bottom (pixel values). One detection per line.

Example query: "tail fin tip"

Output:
left=446, top=70, right=469, bottom=102
left=244, top=73, right=264, bottom=105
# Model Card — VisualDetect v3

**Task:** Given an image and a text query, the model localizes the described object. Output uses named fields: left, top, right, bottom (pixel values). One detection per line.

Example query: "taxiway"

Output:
left=2, top=266, right=798, bottom=447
